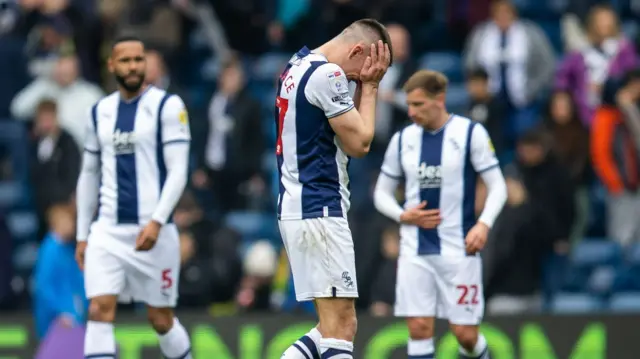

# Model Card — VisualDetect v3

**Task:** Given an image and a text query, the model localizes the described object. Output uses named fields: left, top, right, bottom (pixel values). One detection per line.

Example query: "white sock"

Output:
left=459, top=334, right=489, bottom=359
left=281, top=327, right=322, bottom=359
left=408, top=338, right=435, bottom=358
left=319, top=338, right=353, bottom=358
left=157, top=318, right=192, bottom=359
left=84, top=321, right=116, bottom=358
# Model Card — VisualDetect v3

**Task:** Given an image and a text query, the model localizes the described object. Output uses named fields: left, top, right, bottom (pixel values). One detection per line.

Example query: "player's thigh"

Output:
left=394, top=254, right=437, bottom=318
left=279, top=217, right=358, bottom=301
left=84, top=241, right=126, bottom=300
left=434, top=256, right=485, bottom=325
left=128, top=225, right=181, bottom=308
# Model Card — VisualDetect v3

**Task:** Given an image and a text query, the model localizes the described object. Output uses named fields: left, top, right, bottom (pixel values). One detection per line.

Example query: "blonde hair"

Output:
left=402, top=70, right=449, bottom=97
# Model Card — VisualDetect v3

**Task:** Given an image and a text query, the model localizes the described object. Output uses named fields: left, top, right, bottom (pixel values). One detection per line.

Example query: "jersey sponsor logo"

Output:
left=341, top=271, right=354, bottom=289
left=331, top=93, right=351, bottom=106
left=327, top=71, right=349, bottom=95
left=113, top=129, right=136, bottom=155
left=179, top=109, right=189, bottom=125
left=417, top=162, right=442, bottom=189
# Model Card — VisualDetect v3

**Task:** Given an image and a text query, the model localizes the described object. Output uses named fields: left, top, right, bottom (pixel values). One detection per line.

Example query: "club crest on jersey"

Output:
left=113, top=129, right=136, bottom=155
left=417, top=162, right=442, bottom=189
left=327, top=70, right=348, bottom=95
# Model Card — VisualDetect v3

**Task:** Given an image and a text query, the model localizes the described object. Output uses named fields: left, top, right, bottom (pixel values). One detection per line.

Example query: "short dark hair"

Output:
left=351, top=19, right=394, bottom=66
left=467, top=68, right=489, bottom=81
left=111, top=34, right=145, bottom=50
left=36, top=99, right=57, bottom=114
left=403, top=70, right=448, bottom=97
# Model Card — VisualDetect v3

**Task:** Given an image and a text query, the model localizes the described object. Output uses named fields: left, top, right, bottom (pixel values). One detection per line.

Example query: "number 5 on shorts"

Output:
left=162, top=269, right=173, bottom=290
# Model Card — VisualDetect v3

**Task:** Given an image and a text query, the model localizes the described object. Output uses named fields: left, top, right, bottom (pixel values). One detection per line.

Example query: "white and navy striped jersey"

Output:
left=84, top=86, right=190, bottom=226
left=381, top=115, right=499, bottom=256
left=275, top=46, right=355, bottom=220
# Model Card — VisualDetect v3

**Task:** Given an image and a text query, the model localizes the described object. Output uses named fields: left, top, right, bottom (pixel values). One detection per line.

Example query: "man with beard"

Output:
left=75, top=35, right=193, bottom=359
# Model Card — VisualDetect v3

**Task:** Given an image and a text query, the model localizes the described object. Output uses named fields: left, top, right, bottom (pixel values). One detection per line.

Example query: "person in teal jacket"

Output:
left=33, top=204, right=88, bottom=339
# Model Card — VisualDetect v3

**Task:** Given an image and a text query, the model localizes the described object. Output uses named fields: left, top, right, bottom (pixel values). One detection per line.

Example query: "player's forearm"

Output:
left=373, top=174, right=404, bottom=222
left=356, top=83, right=378, bottom=147
left=151, top=143, right=189, bottom=224
left=353, top=81, right=362, bottom=110
left=76, top=153, right=101, bottom=241
left=478, top=167, right=507, bottom=228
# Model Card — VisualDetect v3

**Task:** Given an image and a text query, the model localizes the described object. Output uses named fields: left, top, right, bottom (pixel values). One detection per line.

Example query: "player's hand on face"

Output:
left=135, top=221, right=161, bottom=251
left=399, top=201, right=441, bottom=229
left=75, top=241, right=87, bottom=271
left=359, top=40, right=391, bottom=86
left=465, top=222, right=489, bottom=255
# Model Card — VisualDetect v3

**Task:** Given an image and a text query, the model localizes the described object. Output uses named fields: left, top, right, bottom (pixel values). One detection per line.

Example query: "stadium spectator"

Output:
left=484, top=130, right=575, bottom=313
left=33, top=204, right=87, bottom=339
left=176, top=231, right=215, bottom=307
left=555, top=4, right=638, bottom=127
left=591, top=70, right=640, bottom=247
left=368, top=225, right=399, bottom=317
left=466, top=67, right=507, bottom=158
left=463, top=0, right=555, bottom=145
left=192, top=54, right=265, bottom=214
left=236, top=240, right=278, bottom=312
left=0, top=209, right=13, bottom=309
left=173, top=190, right=218, bottom=257
left=542, top=91, right=591, bottom=242
left=29, top=99, right=79, bottom=242
left=10, top=54, right=103, bottom=147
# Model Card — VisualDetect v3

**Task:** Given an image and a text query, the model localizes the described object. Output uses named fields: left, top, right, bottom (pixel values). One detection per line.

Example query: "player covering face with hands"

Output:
left=275, top=19, right=390, bottom=359
left=373, top=70, right=507, bottom=359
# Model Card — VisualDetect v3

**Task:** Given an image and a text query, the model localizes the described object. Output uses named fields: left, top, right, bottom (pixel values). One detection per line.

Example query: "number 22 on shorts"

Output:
left=275, top=96, right=289, bottom=155
left=456, top=284, right=479, bottom=305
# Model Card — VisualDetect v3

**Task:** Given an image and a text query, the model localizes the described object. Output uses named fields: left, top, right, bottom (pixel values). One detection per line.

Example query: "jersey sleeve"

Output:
left=305, top=63, right=355, bottom=119
left=84, top=104, right=100, bottom=153
left=380, top=131, right=403, bottom=179
left=160, top=95, right=191, bottom=144
left=470, top=123, right=499, bottom=173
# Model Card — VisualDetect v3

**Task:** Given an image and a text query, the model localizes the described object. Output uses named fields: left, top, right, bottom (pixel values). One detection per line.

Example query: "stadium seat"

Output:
left=253, top=53, right=290, bottom=81
left=7, top=211, right=38, bottom=242
left=609, top=292, right=640, bottom=313
left=224, top=211, right=279, bottom=242
left=12, top=241, right=39, bottom=271
left=0, top=182, right=23, bottom=208
left=622, top=20, right=639, bottom=40
left=586, top=266, right=616, bottom=295
left=418, top=52, right=464, bottom=82
left=626, top=243, right=640, bottom=266
left=538, top=20, right=563, bottom=54
left=550, top=293, right=603, bottom=313
left=570, top=240, right=622, bottom=268
left=445, top=83, right=469, bottom=112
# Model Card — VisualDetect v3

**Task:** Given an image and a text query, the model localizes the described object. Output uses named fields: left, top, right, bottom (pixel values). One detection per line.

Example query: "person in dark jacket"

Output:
left=191, top=54, right=265, bottom=213
left=30, top=99, right=80, bottom=241
left=466, top=67, right=507, bottom=157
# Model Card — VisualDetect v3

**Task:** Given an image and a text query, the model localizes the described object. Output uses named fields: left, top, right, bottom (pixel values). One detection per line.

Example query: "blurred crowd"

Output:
left=0, top=0, right=639, bottom=322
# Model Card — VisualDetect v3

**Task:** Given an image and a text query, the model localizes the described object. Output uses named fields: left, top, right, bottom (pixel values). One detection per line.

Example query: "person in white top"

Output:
left=373, top=70, right=507, bottom=359
left=74, top=35, right=193, bottom=359
left=276, top=19, right=391, bottom=359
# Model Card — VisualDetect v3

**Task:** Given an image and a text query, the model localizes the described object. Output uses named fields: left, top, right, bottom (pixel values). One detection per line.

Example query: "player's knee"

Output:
left=406, top=317, right=434, bottom=339
left=451, top=325, right=478, bottom=350
left=147, top=308, right=174, bottom=334
left=88, top=297, right=117, bottom=322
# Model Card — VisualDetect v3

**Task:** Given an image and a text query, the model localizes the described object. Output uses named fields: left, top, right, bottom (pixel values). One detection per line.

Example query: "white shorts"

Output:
left=395, top=254, right=484, bottom=325
left=278, top=217, right=358, bottom=301
left=84, top=222, right=181, bottom=307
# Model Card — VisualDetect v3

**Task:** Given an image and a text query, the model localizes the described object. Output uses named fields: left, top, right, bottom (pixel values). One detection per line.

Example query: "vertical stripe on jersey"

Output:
left=296, top=62, right=343, bottom=218
left=156, top=93, right=173, bottom=223
left=418, top=128, right=443, bottom=255
left=91, top=103, right=101, bottom=221
left=114, top=99, right=139, bottom=224
left=462, top=122, right=477, bottom=246
left=276, top=63, right=293, bottom=216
